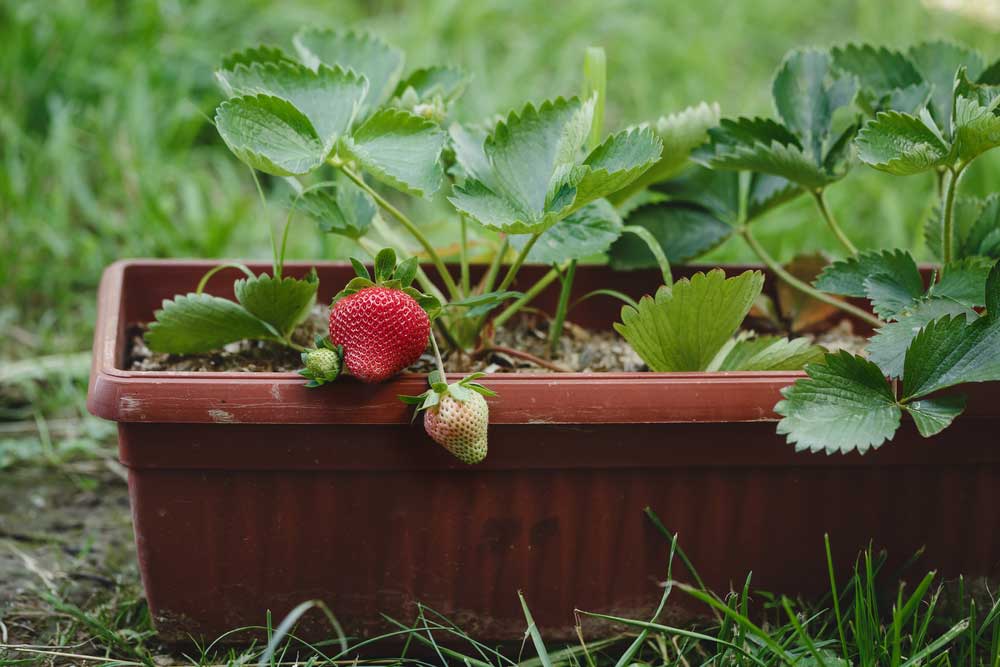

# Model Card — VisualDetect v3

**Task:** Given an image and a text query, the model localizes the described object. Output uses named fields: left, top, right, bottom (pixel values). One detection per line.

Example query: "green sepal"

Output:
left=350, top=258, right=371, bottom=280
left=374, top=248, right=397, bottom=282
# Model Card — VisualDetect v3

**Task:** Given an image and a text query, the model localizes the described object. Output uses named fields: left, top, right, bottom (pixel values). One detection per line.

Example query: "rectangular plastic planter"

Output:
left=88, top=259, right=1000, bottom=643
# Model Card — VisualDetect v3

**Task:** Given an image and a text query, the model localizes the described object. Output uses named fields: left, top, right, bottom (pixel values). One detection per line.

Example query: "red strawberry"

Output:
left=423, top=391, right=490, bottom=464
left=329, top=285, right=430, bottom=383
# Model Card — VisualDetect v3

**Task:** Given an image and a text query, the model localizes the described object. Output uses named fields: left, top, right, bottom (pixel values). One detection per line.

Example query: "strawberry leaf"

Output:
left=712, top=335, right=825, bottom=371
left=951, top=68, right=1000, bottom=165
left=216, top=61, right=367, bottom=158
left=930, top=257, right=995, bottom=307
left=234, top=269, right=319, bottom=338
left=831, top=44, right=928, bottom=114
left=614, top=269, right=764, bottom=372
left=573, top=127, right=663, bottom=207
left=609, top=201, right=732, bottom=269
left=905, top=395, right=967, bottom=437
left=862, top=255, right=924, bottom=320
left=959, top=194, right=1000, bottom=259
left=926, top=195, right=987, bottom=260
left=867, top=298, right=978, bottom=378
left=855, top=110, right=950, bottom=175
left=295, top=175, right=376, bottom=239
left=908, top=40, right=984, bottom=132
left=214, top=95, right=325, bottom=176
left=657, top=165, right=742, bottom=224
left=775, top=352, right=902, bottom=454
left=340, top=107, right=447, bottom=197
left=902, top=313, right=1000, bottom=400
left=220, top=45, right=297, bottom=71
left=146, top=294, right=280, bottom=354
left=814, top=248, right=921, bottom=298
left=292, top=28, right=404, bottom=113
left=509, top=199, right=623, bottom=264
left=393, top=65, right=468, bottom=105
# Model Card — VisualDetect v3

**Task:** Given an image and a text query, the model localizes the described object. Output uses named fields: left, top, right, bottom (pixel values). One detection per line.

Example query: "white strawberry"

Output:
left=399, top=371, right=496, bottom=464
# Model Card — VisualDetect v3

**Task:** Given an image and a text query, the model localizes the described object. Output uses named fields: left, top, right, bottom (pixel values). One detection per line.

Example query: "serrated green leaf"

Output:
left=862, top=252, right=924, bottom=320
left=831, top=44, right=926, bottom=114
left=927, top=195, right=987, bottom=260
left=855, top=111, right=950, bottom=175
left=714, top=335, right=825, bottom=371
left=747, top=172, right=803, bottom=220
left=959, top=194, right=1000, bottom=259
left=511, top=199, right=623, bottom=263
left=657, top=165, right=741, bottom=224
left=867, top=298, right=977, bottom=378
left=612, top=102, right=721, bottom=203
left=295, top=175, right=376, bottom=239
left=951, top=70, right=1000, bottom=165
left=449, top=179, right=546, bottom=235
left=341, top=107, right=447, bottom=197
left=146, top=293, right=280, bottom=354
left=292, top=28, right=404, bottom=113
left=573, top=126, right=662, bottom=207
left=216, top=61, right=367, bottom=157
left=220, top=45, right=296, bottom=71
left=908, top=40, right=985, bottom=131
left=694, top=117, right=837, bottom=189
left=931, top=257, right=994, bottom=306
left=775, top=352, right=901, bottom=454
left=609, top=201, right=732, bottom=270
left=988, top=260, right=1000, bottom=318
left=393, top=65, right=467, bottom=104
left=906, top=395, right=967, bottom=437
left=234, top=270, right=318, bottom=337
left=772, top=49, right=857, bottom=163
left=447, top=123, right=492, bottom=185
left=214, top=95, right=324, bottom=176
left=902, top=312, right=1000, bottom=400
left=614, top=269, right=764, bottom=372
left=814, top=248, right=921, bottom=298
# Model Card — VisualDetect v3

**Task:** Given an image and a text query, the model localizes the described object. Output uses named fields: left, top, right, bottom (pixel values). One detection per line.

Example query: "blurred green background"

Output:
left=2, top=0, right=1000, bottom=462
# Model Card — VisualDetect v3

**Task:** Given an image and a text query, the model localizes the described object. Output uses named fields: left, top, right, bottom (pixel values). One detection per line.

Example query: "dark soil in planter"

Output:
left=128, top=306, right=869, bottom=374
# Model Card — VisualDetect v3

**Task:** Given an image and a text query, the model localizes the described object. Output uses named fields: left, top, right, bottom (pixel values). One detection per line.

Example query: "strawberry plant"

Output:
left=144, top=29, right=1000, bottom=461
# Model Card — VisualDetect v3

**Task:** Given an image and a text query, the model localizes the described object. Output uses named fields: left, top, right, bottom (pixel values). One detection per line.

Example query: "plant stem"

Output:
left=496, top=232, right=541, bottom=293
left=336, top=164, right=461, bottom=299
left=477, top=237, right=509, bottom=295
left=493, top=263, right=566, bottom=329
left=941, top=166, right=963, bottom=266
left=474, top=345, right=572, bottom=372
left=812, top=189, right=857, bottom=256
left=429, top=328, right=447, bottom=375
left=459, top=215, right=471, bottom=295
left=248, top=168, right=281, bottom=277
left=195, top=263, right=255, bottom=293
left=548, top=260, right=576, bottom=357
left=740, top=226, right=883, bottom=329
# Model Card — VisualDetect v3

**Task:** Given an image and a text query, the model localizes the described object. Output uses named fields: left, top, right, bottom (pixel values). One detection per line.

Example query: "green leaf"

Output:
left=951, top=69, right=1000, bottom=165
left=614, top=269, right=764, bottom=372
left=959, top=193, right=1000, bottom=259
left=393, top=65, right=467, bottom=105
left=214, top=95, right=324, bottom=176
left=747, top=172, right=804, bottom=221
left=831, top=43, right=927, bottom=114
left=863, top=254, right=924, bottom=320
left=906, top=395, right=967, bottom=437
left=446, top=290, right=522, bottom=319
left=292, top=28, right=404, bottom=112
left=988, top=259, right=1000, bottom=318
left=867, top=298, right=977, bottom=378
left=295, top=176, right=377, bottom=239
left=694, top=117, right=836, bottom=189
left=613, top=102, right=721, bottom=201
left=609, top=202, right=732, bottom=270
left=341, top=107, right=447, bottom=197
left=855, top=111, right=950, bottom=175
left=902, top=313, right=1000, bottom=400
left=775, top=352, right=902, bottom=454
left=573, top=126, right=662, bottom=207
left=926, top=195, right=987, bottom=260
left=510, top=199, right=623, bottom=264
left=772, top=49, right=857, bottom=163
left=234, top=270, right=319, bottom=337
left=146, top=293, right=280, bottom=354
left=657, top=165, right=741, bottom=225
left=930, top=257, right=995, bottom=307
left=814, top=249, right=921, bottom=298
left=220, top=45, right=296, bottom=71
left=908, top=41, right=984, bottom=131
left=216, top=61, right=367, bottom=157
left=714, top=335, right=825, bottom=371
left=447, top=123, right=492, bottom=184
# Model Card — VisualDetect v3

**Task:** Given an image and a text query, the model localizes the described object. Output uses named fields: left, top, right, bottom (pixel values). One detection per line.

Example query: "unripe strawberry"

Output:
left=305, top=347, right=340, bottom=380
left=423, top=392, right=489, bottom=464
left=329, top=286, right=430, bottom=383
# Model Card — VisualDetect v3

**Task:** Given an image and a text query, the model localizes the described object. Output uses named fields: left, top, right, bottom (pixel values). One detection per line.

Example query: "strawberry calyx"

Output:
left=398, top=371, right=497, bottom=422
left=298, top=335, right=344, bottom=388
left=332, top=248, right=441, bottom=319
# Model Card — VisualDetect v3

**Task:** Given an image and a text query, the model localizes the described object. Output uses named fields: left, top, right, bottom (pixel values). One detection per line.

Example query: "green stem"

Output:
left=941, top=166, right=963, bottom=266
left=477, top=237, right=509, bottom=295
left=496, top=232, right=541, bottom=293
left=493, top=263, right=567, bottom=329
left=622, top=224, right=673, bottom=287
left=248, top=169, right=280, bottom=277
left=740, top=227, right=883, bottom=329
left=812, top=189, right=858, bottom=256
left=459, top=216, right=471, bottom=295
left=548, top=260, right=577, bottom=357
left=337, top=163, right=461, bottom=299
left=429, top=328, right=447, bottom=375
left=279, top=179, right=338, bottom=276
left=195, top=263, right=255, bottom=294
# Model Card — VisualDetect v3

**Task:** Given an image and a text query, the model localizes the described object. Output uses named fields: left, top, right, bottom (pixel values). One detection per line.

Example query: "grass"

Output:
left=1, top=531, right=997, bottom=666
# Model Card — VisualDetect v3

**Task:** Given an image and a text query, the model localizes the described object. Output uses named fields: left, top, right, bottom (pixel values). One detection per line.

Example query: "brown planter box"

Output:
left=87, top=259, right=1000, bottom=643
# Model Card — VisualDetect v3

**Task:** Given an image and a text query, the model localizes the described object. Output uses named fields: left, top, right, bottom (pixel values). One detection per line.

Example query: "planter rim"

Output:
left=87, top=258, right=997, bottom=426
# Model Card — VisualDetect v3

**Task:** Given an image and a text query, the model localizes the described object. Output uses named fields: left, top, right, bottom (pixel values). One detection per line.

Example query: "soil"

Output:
left=129, top=306, right=869, bottom=375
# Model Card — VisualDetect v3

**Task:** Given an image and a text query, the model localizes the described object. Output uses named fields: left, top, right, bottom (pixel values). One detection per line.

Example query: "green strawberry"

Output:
left=298, top=336, right=343, bottom=387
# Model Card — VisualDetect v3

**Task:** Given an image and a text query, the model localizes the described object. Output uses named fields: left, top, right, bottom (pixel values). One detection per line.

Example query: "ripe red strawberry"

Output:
left=424, top=392, right=490, bottom=464
left=329, top=285, right=430, bottom=383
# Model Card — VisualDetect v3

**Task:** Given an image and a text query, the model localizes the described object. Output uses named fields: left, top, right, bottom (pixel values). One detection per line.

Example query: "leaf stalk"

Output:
left=812, top=189, right=858, bottom=256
